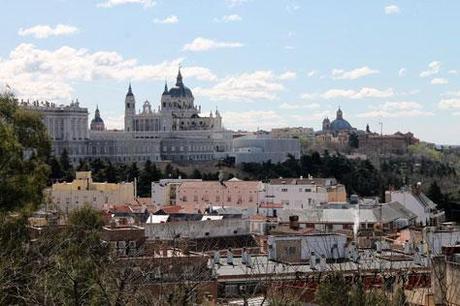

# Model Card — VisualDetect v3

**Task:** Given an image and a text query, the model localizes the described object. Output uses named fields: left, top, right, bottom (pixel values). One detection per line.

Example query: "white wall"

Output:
left=262, top=183, right=328, bottom=210
left=267, top=234, right=347, bottom=261
left=387, top=191, right=430, bottom=225
left=144, top=218, right=250, bottom=240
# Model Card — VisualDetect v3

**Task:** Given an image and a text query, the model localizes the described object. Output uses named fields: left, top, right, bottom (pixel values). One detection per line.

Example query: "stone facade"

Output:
left=22, top=70, right=233, bottom=164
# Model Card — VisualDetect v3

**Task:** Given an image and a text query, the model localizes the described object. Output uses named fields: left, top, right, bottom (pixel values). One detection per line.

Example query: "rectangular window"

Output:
left=281, top=188, right=288, bottom=192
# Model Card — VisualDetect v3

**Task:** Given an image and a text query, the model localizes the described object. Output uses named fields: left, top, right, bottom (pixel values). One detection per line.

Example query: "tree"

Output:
left=138, top=160, right=162, bottom=197
left=315, top=272, right=350, bottom=306
left=427, top=181, right=444, bottom=207
left=349, top=133, right=359, bottom=149
left=0, top=93, right=51, bottom=212
left=127, top=162, right=140, bottom=182
left=59, top=149, right=75, bottom=182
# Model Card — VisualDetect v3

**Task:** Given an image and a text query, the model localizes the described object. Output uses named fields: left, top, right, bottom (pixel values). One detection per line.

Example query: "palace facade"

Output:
left=21, top=70, right=233, bottom=164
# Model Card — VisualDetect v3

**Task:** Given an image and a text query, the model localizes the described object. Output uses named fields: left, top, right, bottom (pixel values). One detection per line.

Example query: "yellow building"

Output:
left=50, top=171, right=135, bottom=214
left=327, top=184, right=347, bottom=203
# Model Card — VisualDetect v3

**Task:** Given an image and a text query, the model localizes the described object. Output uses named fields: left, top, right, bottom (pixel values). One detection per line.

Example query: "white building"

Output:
left=267, top=233, right=347, bottom=262
left=385, top=187, right=445, bottom=225
left=261, top=177, right=346, bottom=211
left=230, top=134, right=301, bottom=164
left=23, top=70, right=233, bottom=164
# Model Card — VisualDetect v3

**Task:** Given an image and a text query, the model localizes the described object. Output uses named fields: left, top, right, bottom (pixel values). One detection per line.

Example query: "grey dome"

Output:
left=329, top=118, right=352, bottom=131
left=166, top=86, right=193, bottom=98
left=162, top=68, right=194, bottom=98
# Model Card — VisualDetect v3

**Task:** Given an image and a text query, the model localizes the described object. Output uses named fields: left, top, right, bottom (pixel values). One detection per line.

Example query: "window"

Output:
left=305, top=188, right=311, bottom=192
left=281, top=188, right=288, bottom=192
left=249, top=195, right=254, bottom=202
left=193, top=195, right=198, bottom=202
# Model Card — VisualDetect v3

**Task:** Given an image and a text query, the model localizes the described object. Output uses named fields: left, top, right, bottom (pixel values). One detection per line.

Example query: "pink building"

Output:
left=176, top=178, right=264, bottom=212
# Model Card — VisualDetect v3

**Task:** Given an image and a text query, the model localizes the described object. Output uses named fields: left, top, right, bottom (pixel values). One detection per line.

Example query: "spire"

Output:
left=176, top=66, right=183, bottom=87
left=126, top=82, right=133, bottom=96
left=95, top=104, right=100, bottom=117
left=164, top=80, right=168, bottom=92
left=336, top=107, right=343, bottom=119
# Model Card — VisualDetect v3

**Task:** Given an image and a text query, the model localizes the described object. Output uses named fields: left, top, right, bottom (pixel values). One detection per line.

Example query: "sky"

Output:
left=1, top=0, right=460, bottom=144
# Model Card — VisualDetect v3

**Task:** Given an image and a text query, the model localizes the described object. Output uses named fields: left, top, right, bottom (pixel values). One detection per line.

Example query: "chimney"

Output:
left=289, top=215, right=299, bottom=231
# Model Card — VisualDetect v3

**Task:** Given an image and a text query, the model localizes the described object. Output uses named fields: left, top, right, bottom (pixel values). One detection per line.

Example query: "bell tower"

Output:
left=124, top=83, right=136, bottom=131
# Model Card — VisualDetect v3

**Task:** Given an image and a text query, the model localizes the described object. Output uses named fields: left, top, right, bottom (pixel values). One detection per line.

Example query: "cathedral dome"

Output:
left=329, top=118, right=352, bottom=131
left=163, top=68, right=194, bottom=98
left=328, top=108, right=353, bottom=132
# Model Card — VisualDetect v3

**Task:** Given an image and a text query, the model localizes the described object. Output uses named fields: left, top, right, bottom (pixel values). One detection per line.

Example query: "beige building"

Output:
left=49, top=171, right=135, bottom=213
left=176, top=178, right=264, bottom=213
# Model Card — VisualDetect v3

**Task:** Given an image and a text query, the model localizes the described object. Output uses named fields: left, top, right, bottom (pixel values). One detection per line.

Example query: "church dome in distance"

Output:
left=90, top=105, right=105, bottom=131
left=328, top=108, right=353, bottom=132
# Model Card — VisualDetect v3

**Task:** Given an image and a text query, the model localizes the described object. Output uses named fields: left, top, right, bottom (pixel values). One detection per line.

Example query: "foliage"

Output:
left=0, top=93, right=50, bottom=212
left=315, top=272, right=350, bottom=306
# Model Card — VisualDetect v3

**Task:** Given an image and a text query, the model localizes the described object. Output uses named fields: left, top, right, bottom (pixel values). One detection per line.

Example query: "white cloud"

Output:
left=278, top=71, right=296, bottom=80
left=223, top=110, right=287, bottom=130
left=183, top=37, right=243, bottom=52
left=439, top=98, right=460, bottom=110
left=214, top=14, right=242, bottom=23
left=420, top=61, right=441, bottom=77
left=193, top=70, right=284, bottom=101
left=321, top=87, right=394, bottom=99
left=307, top=70, right=317, bottom=77
left=431, top=78, right=448, bottom=85
left=97, top=0, right=155, bottom=8
left=153, top=15, right=178, bottom=24
left=398, top=68, right=407, bottom=77
left=331, top=66, right=379, bottom=80
left=357, top=101, right=433, bottom=118
left=18, top=24, right=79, bottom=39
left=448, top=70, right=458, bottom=75
left=284, top=45, right=295, bottom=50
left=0, top=43, right=216, bottom=101
left=385, top=5, right=400, bottom=15
left=279, top=102, right=320, bottom=110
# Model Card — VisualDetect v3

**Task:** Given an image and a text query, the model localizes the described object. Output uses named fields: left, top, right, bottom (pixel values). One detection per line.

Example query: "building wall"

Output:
left=231, top=135, right=301, bottom=164
left=151, top=179, right=203, bottom=206
left=144, top=218, right=250, bottom=240
left=267, top=234, right=347, bottom=262
left=387, top=191, right=431, bottom=225
left=176, top=180, right=264, bottom=212
left=262, top=183, right=328, bottom=210
left=50, top=171, right=134, bottom=213
left=327, top=185, right=347, bottom=202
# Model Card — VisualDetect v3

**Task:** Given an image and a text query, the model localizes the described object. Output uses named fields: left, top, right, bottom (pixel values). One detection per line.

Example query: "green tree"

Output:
left=0, top=93, right=51, bottom=212
left=349, top=133, right=360, bottom=149
left=315, top=272, right=350, bottom=306
left=59, top=149, right=75, bottom=182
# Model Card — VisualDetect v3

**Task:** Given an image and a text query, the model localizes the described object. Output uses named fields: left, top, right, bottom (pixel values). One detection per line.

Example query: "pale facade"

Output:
left=151, top=178, right=202, bottom=206
left=176, top=179, right=264, bottom=213
left=262, top=177, right=346, bottom=210
left=385, top=188, right=445, bottom=225
left=22, top=70, right=233, bottom=164
left=49, top=171, right=134, bottom=213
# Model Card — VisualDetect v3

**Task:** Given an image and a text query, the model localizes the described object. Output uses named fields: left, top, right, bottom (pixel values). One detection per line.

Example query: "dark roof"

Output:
left=163, top=68, right=194, bottom=98
left=126, top=83, right=133, bottom=97
left=329, top=118, right=352, bottom=131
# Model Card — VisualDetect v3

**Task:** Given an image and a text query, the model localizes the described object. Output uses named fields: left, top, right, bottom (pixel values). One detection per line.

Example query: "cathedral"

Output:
left=24, top=69, right=232, bottom=164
